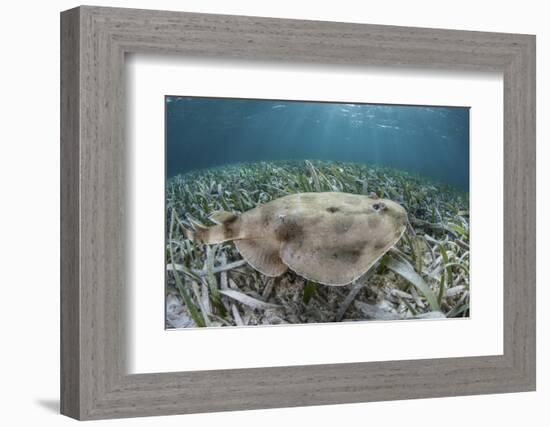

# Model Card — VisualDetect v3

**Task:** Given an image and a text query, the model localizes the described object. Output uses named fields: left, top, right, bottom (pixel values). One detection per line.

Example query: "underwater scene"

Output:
left=165, top=96, right=470, bottom=328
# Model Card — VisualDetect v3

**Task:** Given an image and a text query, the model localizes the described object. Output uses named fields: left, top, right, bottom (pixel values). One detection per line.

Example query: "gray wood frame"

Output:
left=60, top=5, right=536, bottom=420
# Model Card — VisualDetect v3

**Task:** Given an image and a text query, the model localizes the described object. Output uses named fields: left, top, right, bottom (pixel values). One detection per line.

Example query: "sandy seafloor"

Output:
left=165, top=160, right=470, bottom=329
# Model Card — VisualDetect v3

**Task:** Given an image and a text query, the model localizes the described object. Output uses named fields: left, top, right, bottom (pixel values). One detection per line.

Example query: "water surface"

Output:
left=166, top=96, right=469, bottom=191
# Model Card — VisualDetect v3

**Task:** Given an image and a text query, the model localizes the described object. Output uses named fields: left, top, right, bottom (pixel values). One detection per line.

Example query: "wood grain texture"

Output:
left=60, top=7, right=80, bottom=419
left=60, top=5, right=536, bottom=420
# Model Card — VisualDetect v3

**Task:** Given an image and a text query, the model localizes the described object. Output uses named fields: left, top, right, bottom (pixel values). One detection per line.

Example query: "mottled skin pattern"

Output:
left=189, top=192, right=408, bottom=286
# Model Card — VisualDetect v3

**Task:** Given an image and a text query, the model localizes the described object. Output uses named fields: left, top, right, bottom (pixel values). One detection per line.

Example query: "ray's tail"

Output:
left=180, top=220, right=197, bottom=242
left=181, top=211, right=241, bottom=244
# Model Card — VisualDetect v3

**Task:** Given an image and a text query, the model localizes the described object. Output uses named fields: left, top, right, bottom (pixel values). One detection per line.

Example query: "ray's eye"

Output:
left=373, top=202, right=386, bottom=212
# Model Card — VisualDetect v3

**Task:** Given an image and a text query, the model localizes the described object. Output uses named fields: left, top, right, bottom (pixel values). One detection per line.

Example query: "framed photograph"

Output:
left=164, top=96, right=470, bottom=330
left=61, top=6, right=536, bottom=420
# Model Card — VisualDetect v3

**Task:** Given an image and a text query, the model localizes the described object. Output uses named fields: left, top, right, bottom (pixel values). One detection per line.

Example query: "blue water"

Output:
left=166, top=96, right=469, bottom=191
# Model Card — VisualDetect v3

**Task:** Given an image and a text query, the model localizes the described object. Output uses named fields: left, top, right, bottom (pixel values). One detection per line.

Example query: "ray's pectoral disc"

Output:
left=183, top=192, right=408, bottom=286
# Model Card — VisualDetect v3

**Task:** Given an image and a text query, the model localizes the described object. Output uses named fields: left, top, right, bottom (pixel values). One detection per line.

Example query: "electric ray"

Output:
left=183, top=192, right=408, bottom=286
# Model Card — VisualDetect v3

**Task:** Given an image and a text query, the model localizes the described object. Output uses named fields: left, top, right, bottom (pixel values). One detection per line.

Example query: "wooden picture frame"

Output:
left=60, top=5, right=536, bottom=420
